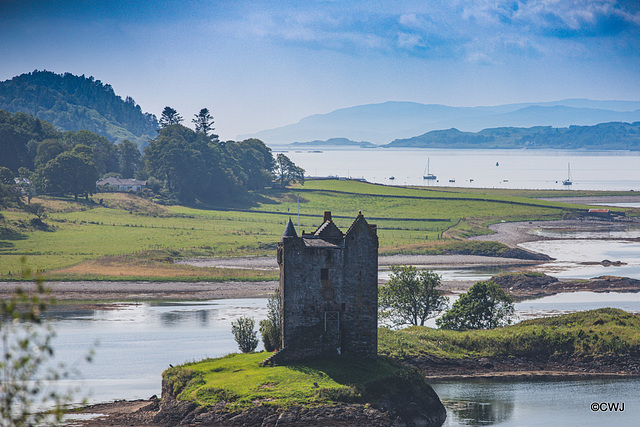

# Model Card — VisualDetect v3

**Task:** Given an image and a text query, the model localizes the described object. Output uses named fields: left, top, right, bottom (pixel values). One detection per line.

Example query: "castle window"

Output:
left=341, top=303, right=346, bottom=311
left=321, top=268, right=329, bottom=281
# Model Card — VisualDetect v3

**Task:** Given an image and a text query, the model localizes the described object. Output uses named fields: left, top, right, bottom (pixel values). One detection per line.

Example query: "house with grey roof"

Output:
left=96, top=177, right=146, bottom=192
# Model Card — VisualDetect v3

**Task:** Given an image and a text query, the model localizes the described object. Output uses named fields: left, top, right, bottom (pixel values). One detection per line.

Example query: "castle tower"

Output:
left=275, top=211, right=378, bottom=362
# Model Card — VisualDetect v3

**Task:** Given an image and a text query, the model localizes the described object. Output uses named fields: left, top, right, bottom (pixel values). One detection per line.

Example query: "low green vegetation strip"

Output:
left=163, top=352, right=425, bottom=411
left=379, top=308, right=640, bottom=360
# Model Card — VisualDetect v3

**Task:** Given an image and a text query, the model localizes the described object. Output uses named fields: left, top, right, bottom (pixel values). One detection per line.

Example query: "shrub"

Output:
left=259, top=289, right=281, bottom=352
left=231, top=316, right=259, bottom=353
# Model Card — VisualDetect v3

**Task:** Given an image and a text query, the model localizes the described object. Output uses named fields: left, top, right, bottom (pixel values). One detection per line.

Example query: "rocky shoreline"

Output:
left=491, top=272, right=640, bottom=300
left=71, top=362, right=448, bottom=427
left=73, top=397, right=442, bottom=427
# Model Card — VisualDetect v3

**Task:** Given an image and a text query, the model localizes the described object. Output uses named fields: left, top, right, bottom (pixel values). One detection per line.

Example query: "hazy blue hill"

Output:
left=384, top=122, right=640, bottom=150
left=0, top=70, right=158, bottom=148
left=243, top=100, right=640, bottom=145
left=289, top=137, right=376, bottom=148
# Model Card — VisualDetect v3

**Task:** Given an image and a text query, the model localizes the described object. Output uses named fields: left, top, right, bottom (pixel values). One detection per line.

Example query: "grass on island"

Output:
left=1, top=180, right=637, bottom=280
left=163, top=352, right=425, bottom=411
left=379, top=308, right=640, bottom=360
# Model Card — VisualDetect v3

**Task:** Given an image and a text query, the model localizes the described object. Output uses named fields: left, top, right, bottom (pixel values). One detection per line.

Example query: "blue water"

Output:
left=284, top=148, right=640, bottom=191
left=48, top=299, right=268, bottom=403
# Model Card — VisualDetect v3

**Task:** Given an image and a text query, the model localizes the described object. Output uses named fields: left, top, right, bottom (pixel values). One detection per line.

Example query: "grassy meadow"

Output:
left=1, top=179, right=635, bottom=280
left=379, top=308, right=640, bottom=360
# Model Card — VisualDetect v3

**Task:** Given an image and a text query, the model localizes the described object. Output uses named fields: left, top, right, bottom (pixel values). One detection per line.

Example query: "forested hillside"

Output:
left=384, top=122, right=640, bottom=150
left=0, top=110, right=302, bottom=204
left=0, top=70, right=158, bottom=148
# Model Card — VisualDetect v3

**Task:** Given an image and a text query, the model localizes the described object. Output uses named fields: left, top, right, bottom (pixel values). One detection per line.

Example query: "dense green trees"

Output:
left=0, top=167, right=19, bottom=209
left=1, top=108, right=302, bottom=203
left=226, top=139, right=275, bottom=191
left=144, top=124, right=231, bottom=202
left=38, top=149, right=98, bottom=200
left=116, top=140, right=142, bottom=178
left=0, top=70, right=158, bottom=147
left=437, top=281, right=514, bottom=331
left=0, top=167, right=14, bottom=185
left=63, top=130, right=117, bottom=175
left=379, top=266, right=449, bottom=327
left=0, top=110, right=59, bottom=172
left=144, top=124, right=283, bottom=203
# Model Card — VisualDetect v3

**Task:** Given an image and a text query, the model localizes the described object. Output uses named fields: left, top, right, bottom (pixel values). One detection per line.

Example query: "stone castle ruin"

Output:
left=267, top=211, right=378, bottom=364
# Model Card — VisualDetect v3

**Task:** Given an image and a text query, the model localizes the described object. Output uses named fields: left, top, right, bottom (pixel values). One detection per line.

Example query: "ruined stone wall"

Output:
left=278, top=240, right=345, bottom=360
left=342, top=219, right=378, bottom=358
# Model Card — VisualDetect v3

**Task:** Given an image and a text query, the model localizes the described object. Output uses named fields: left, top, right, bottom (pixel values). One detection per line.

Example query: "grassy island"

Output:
left=160, top=352, right=446, bottom=424
left=380, top=308, right=640, bottom=360
left=164, top=352, right=430, bottom=409
left=379, top=308, right=640, bottom=378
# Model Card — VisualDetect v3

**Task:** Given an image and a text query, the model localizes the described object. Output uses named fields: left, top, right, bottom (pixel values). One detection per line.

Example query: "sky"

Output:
left=1, top=0, right=640, bottom=140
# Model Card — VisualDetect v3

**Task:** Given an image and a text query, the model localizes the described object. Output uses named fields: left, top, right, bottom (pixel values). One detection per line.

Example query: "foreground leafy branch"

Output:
left=0, top=258, right=86, bottom=426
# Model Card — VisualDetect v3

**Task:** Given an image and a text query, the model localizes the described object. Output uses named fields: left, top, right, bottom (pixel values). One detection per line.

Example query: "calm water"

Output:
left=283, top=148, right=640, bottom=191
left=432, top=378, right=639, bottom=426
left=48, top=299, right=268, bottom=403
left=521, top=227, right=640, bottom=279
left=51, top=294, right=640, bottom=426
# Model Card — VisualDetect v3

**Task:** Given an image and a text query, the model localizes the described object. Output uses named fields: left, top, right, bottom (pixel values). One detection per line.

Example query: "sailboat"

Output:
left=423, top=158, right=437, bottom=180
left=562, top=163, right=572, bottom=186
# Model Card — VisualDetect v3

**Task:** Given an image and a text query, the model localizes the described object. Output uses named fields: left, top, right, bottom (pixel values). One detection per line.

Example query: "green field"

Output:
left=1, top=180, right=635, bottom=280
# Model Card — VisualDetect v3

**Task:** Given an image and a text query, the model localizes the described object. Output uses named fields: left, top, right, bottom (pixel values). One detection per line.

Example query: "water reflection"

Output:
left=158, top=309, right=212, bottom=326
left=159, top=311, right=182, bottom=326
left=44, top=308, right=97, bottom=321
left=444, top=399, right=514, bottom=426
left=49, top=299, right=268, bottom=403
left=433, top=378, right=640, bottom=427
left=437, top=381, right=515, bottom=426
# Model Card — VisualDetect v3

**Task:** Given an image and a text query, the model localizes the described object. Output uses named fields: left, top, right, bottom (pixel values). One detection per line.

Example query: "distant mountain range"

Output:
left=384, top=122, right=640, bottom=150
left=242, top=99, right=640, bottom=145
left=0, top=70, right=158, bottom=148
